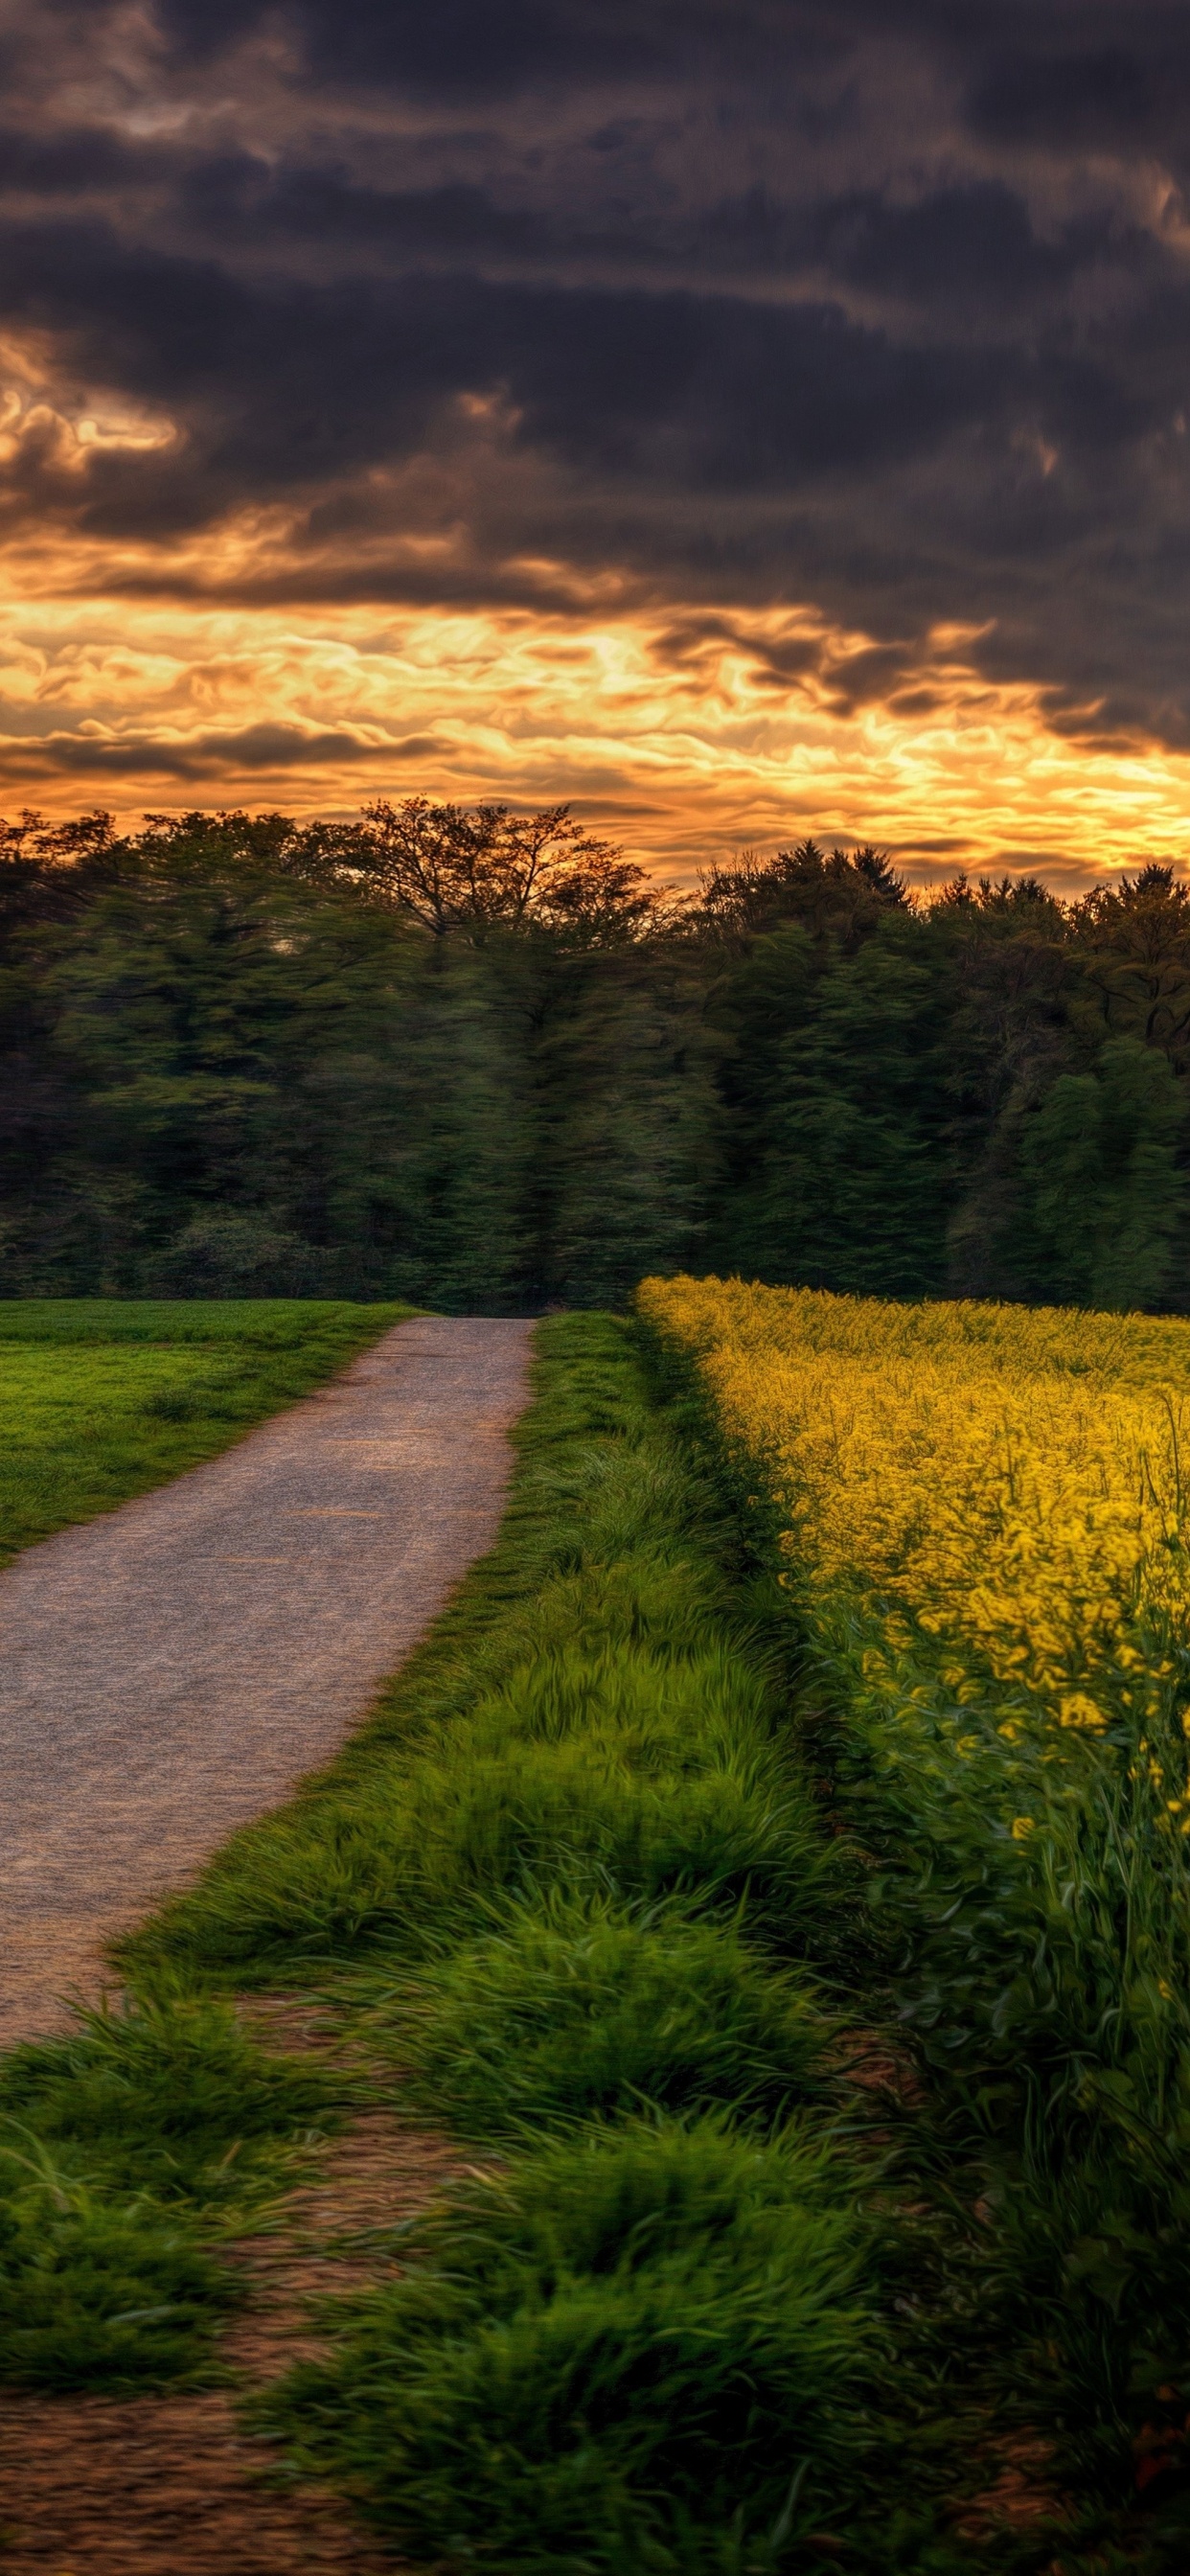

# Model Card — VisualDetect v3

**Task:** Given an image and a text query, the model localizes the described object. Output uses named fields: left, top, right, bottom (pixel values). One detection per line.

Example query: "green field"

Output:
left=0, top=1300, right=414, bottom=1563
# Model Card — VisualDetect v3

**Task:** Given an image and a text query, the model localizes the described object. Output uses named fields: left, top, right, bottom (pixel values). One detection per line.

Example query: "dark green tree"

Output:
left=720, top=915, right=953, bottom=1298
left=1018, top=1037, right=1186, bottom=1311
left=4, top=802, right=1190, bottom=1320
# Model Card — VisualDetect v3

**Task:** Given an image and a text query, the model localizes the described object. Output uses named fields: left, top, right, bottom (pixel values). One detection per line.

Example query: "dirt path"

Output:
left=0, top=1315, right=534, bottom=2040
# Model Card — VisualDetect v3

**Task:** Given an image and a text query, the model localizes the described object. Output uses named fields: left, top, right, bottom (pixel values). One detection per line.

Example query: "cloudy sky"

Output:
left=5, top=0, right=1190, bottom=882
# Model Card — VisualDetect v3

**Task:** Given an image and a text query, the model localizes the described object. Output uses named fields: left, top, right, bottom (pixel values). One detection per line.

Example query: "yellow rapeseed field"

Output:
left=642, top=1278, right=1190, bottom=2448
left=640, top=1276, right=1190, bottom=1811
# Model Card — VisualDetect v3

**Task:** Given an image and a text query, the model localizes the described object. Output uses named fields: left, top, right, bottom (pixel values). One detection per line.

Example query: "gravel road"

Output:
left=0, top=1315, right=534, bottom=2039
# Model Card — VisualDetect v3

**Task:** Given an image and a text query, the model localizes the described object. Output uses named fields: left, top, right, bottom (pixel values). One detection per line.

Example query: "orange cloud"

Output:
left=3, top=514, right=1190, bottom=889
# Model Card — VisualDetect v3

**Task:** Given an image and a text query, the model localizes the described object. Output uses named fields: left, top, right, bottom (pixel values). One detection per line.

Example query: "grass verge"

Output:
left=0, top=1297, right=415, bottom=1561
left=118, top=1315, right=845, bottom=1996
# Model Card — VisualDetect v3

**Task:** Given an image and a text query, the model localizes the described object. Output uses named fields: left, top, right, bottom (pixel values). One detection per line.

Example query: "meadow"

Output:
left=5, top=1292, right=1190, bottom=2567
left=0, top=1299, right=413, bottom=1561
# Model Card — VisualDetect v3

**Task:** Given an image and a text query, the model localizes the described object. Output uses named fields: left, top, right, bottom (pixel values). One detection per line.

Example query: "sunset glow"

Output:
left=8, top=556, right=1190, bottom=890
left=6, top=4, right=1190, bottom=889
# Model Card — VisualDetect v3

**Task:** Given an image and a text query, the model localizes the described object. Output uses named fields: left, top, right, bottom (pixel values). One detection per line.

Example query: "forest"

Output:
left=1, top=797, right=1187, bottom=1313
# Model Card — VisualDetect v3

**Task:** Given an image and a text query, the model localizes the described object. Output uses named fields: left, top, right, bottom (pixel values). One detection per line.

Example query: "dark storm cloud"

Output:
left=968, top=44, right=1177, bottom=146
left=151, top=0, right=819, bottom=94
left=0, top=218, right=1008, bottom=513
left=6, top=0, right=1190, bottom=742
left=0, top=721, right=447, bottom=782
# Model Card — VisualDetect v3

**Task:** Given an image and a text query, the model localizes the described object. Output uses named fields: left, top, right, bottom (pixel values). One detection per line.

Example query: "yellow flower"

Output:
left=1011, top=1817, right=1036, bottom=1839
left=1059, top=1694, right=1108, bottom=1732
left=640, top=1276, right=1190, bottom=1782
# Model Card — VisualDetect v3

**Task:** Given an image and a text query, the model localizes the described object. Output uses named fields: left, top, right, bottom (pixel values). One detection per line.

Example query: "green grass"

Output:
left=0, top=1298, right=414, bottom=1561
left=261, top=2117, right=881, bottom=2573
left=0, top=1992, right=337, bottom=2211
left=355, top=1887, right=830, bottom=2138
left=0, top=1993, right=343, bottom=2389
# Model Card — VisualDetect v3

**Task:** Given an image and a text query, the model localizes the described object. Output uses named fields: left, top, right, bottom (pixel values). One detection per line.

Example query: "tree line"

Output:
left=1, top=799, right=1187, bottom=1313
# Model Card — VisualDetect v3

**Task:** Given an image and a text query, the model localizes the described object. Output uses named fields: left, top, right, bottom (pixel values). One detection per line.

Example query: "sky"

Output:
left=5, top=1, right=1190, bottom=887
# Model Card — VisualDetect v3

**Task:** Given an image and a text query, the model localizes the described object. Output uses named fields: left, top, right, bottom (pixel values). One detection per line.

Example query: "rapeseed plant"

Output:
left=641, top=1276, right=1190, bottom=2513
left=640, top=1275, right=1190, bottom=1733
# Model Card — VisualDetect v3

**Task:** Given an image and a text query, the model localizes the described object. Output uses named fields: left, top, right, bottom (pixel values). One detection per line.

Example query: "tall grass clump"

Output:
left=123, top=1729, right=830, bottom=1975
left=261, top=2116, right=882, bottom=2573
left=0, top=1994, right=339, bottom=2388
left=355, top=1888, right=828, bottom=2138
left=0, top=2175, right=240, bottom=2391
left=0, top=1992, right=334, bottom=2207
